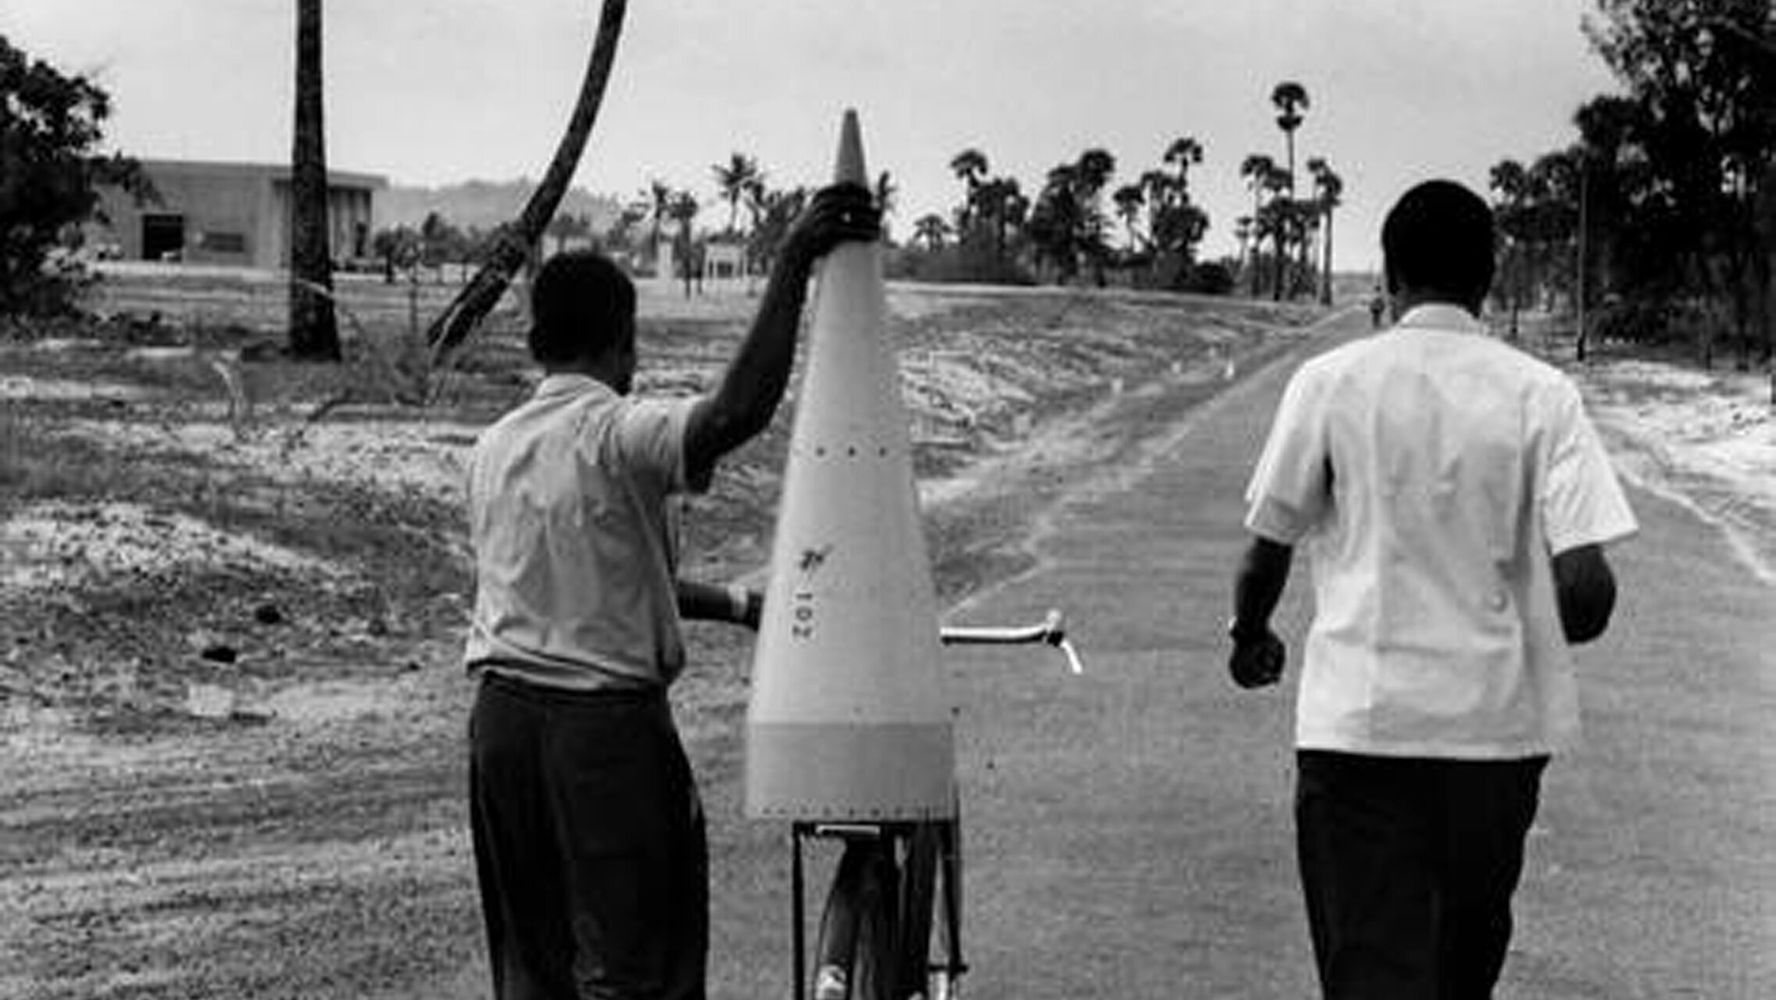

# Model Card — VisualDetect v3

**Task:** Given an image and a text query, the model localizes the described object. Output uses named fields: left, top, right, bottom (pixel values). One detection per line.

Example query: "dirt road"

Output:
left=933, top=305, right=1776, bottom=999
left=5, top=297, right=1770, bottom=998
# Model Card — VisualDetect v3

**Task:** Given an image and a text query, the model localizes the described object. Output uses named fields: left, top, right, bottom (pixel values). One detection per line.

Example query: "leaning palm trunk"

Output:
left=427, top=0, right=627, bottom=363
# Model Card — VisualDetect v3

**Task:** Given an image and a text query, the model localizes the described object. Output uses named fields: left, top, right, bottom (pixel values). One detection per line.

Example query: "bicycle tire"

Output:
left=896, top=824, right=941, bottom=999
left=849, top=848, right=899, bottom=1000
left=812, top=840, right=899, bottom=1000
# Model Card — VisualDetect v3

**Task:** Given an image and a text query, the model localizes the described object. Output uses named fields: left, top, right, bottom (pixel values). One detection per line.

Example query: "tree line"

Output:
left=1488, top=0, right=1773, bottom=370
left=3, top=5, right=1354, bottom=368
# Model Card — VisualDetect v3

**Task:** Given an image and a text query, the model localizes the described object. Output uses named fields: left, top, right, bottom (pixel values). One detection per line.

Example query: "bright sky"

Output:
left=2, top=0, right=1621, bottom=272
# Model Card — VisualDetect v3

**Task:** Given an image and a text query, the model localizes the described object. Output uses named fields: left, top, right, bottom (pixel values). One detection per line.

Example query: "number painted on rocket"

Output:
left=791, top=589, right=815, bottom=640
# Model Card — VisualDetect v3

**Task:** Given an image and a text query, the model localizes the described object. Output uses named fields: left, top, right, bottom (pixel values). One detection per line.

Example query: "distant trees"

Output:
left=712, top=152, right=761, bottom=234
left=1234, top=82, right=1339, bottom=303
left=0, top=34, right=147, bottom=315
left=1494, top=0, right=1774, bottom=370
left=1307, top=156, right=1344, bottom=305
left=288, top=0, right=340, bottom=360
left=899, top=137, right=1215, bottom=290
left=1268, top=81, right=1309, bottom=300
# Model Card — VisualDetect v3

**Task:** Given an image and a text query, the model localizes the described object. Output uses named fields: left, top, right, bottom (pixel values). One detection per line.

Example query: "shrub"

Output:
left=0, top=35, right=148, bottom=316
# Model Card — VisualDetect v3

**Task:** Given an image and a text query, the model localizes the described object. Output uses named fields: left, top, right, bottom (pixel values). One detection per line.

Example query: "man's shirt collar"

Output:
left=1396, top=303, right=1486, bottom=334
left=535, top=372, right=615, bottom=400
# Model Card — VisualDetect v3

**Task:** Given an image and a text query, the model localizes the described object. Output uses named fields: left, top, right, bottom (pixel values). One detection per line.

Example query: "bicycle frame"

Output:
left=785, top=610, right=1080, bottom=1000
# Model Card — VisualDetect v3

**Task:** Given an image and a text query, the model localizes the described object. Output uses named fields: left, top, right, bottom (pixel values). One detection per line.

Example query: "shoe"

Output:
left=813, top=964, right=848, bottom=1000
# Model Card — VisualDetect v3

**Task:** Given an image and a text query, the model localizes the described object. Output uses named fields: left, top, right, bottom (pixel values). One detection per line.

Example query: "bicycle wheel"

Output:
left=895, top=823, right=941, bottom=999
left=812, top=839, right=899, bottom=1000
left=913, top=819, right=964, bottom=1000
left=849, top=846, right=899, bottom=1000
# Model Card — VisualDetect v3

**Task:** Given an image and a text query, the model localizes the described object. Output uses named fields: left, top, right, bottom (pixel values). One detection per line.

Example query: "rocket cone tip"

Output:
left=833, top=109, right=868, bottom=186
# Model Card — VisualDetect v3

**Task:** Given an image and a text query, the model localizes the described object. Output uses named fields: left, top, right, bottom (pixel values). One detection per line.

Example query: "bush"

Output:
left=1177, top=260, right=1235, bottom=296
left=1590, top=298, right=1671, bottom=345
left=0, top=35, right=146, bottom=316
left=885, top=244, right=1036, bottom=286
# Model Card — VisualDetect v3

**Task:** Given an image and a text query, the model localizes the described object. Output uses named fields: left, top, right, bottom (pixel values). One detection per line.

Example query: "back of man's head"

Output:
left=1381, top=179, right=1495, bottom=312
left=528, top=250, right=636, bottom=367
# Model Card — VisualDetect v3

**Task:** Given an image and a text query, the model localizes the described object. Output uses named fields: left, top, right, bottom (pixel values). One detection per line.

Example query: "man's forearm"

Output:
left=676, top=579, right=756, bottom=625
left=707, top=250, right=816, bottom=446
left=1232, top=536, right=1293, bottom=636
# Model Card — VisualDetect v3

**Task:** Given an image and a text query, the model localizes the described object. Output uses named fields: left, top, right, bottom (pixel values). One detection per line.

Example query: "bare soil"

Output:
left=9, top=274, right=1764, bottom=999
left=0, top=270, right=1322, bottom=999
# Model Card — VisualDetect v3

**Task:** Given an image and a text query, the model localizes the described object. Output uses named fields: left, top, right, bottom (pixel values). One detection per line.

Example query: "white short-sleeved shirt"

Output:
left=1244, top=304, right=1638, bottom=758
left=464, top=374, right=700, bottom=690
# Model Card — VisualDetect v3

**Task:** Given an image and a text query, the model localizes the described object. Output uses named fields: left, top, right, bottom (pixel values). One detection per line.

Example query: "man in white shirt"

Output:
left=1229, top=179, right=1636, bottom=999
left=464, top=184, right=878, bottom=1000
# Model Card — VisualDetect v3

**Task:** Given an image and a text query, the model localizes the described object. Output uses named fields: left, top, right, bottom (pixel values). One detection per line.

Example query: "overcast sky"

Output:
left=3, top=0, right=1622, bottom=271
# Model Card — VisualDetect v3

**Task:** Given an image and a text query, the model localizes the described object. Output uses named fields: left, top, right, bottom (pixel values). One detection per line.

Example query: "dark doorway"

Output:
left=141, top=214, right=185, bottom=261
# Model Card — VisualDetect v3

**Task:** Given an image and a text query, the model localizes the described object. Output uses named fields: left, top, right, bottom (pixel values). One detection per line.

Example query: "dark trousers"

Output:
left=469, top=673, right=708, bottom=1000
left=1295, top=750, right=1549, bottom=1000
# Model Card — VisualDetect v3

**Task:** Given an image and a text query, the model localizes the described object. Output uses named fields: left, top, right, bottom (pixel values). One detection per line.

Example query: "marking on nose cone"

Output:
left=798, top=545, right=832, bottom=574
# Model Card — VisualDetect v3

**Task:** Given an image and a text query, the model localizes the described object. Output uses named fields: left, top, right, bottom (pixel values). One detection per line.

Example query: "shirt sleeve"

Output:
left=615, top=396, right=702, bottom=496
left=1243, top=364, right=1332, bottom=544
left=1538, top=379, right=1637, bottom=553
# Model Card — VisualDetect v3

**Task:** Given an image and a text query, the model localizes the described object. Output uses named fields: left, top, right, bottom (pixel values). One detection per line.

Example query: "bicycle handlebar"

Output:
left=939, top=609, right=1085, bottom=674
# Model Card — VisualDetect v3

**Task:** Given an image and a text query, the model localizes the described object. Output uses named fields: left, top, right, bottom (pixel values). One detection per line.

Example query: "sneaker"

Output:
left=813, top=964, right=849, bottom=1000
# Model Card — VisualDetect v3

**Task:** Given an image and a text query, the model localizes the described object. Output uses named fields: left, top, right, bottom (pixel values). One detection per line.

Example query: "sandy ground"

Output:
left=1574, top=354, right=1775, bottom=584
left=0, top=280, right=1770, bottom=998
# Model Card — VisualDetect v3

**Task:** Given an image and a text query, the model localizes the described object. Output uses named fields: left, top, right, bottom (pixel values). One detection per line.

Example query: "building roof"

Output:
left=136, top=158, right=387, bottom=190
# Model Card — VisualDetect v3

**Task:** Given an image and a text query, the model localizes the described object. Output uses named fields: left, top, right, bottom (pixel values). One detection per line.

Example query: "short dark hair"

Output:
left=527, top=250, right=636, bottom=366
left=1381, top=179, right=1496, bottom=308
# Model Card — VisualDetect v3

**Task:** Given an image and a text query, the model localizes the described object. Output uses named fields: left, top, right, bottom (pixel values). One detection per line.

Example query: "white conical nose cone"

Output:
left=744, top=111, right=954, bottom=821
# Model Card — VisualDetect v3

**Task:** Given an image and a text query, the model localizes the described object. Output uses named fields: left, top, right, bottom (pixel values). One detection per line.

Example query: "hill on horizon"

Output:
left=376, top=178, right=625, bottom=234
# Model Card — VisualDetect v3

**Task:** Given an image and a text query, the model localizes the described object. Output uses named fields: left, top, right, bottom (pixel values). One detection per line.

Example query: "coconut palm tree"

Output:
left=428, top=0, right=628, bottom=361
left=1163, top=136, right=1204, bottom=192
left=1308, top=157, right=1344, bottom=305
left=1240, top=153, right=1277, bottom=296
left=712, top=152, right=760, bottom=235
left=950, top=148, right=989, bottom=230
left=288, top=0, right=339, bottom=360
left=873, top=170, right=898, bottom=240
left=1270, top=81, right=1309, bottom=300
left=1235, top=215, right=1254, bottom=270
left=1270, top=81, right=1309, bottom=190
left=913, top=213, right=950, bottom=251
left=1113, top=183, right=1146, bottom=252
left=669, top=190, right=699, bottom=295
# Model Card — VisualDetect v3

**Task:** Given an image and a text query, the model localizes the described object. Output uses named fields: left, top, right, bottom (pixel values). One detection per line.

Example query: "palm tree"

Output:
left=1073, top=149, right=1117, bottom=285
left=646, top=177, right=672, bottom=247
left=1163, top=136, right=1204, bottom=192
left=428, top=0, right=628, bottom=361
left=1112, top=183, right=1146, bottom=252
left=1264, top=164, right=1294, bottom=301
left=669, top=190, right=699, bottom=296
left=1308, top=157, right=1343, bottom=306
left=949, top=148, right=989, bottom=230
left=1235, top=215, right=1254, bottom=269
left=1240, top=153, right=1277, bottom=296
left=1270, top=81, right=1310, bottom=191
left=913, top=213, right=950, bottom=251
left=1270, top=81, right=1309, bottom=300
left=712, top=152, right=760, bottom=234
left=873, top=170, right=898, bottom=240
left=288, top=0, right=339, bottom=360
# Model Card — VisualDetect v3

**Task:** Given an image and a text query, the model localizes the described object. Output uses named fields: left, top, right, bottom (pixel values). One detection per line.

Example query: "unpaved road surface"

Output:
left=5, top=291, right=1771, bottom=998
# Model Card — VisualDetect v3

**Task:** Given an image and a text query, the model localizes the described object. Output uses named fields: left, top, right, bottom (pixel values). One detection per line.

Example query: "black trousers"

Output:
left=1295, top=750, right=1549, bottom=1000
left=469, top=672, right=708, bottom=1000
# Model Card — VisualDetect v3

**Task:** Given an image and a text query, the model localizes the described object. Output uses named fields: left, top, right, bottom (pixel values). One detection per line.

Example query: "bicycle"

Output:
left=785, top=610, right=1084, bottom=1000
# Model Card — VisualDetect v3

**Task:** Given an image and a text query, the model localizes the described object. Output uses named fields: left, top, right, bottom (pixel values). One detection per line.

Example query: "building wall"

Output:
left=92, top=160, right=384, bottom=270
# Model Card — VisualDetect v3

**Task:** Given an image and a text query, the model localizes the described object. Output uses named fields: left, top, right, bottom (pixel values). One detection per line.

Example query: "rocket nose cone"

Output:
left=834, top=109, right=868, bottom=186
